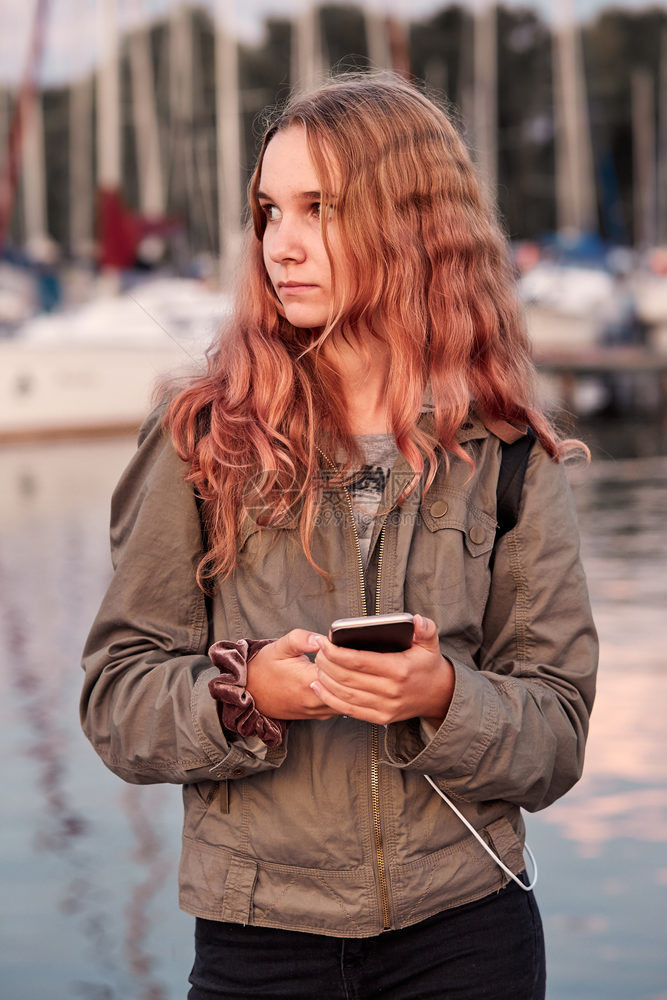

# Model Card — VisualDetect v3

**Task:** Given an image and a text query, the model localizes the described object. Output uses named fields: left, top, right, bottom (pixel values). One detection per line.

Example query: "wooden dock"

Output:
left=535, top=347, right=667, bottom=423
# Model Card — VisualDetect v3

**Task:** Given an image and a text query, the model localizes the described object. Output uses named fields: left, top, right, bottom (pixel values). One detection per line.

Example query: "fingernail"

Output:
left=308, top=633, right=324, bottom=650
left=310, top=681, right=322, bottom=696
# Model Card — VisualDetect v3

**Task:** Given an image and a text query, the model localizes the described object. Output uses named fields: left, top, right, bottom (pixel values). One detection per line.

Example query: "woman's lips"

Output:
left=279, top=282, right=317, bottom=294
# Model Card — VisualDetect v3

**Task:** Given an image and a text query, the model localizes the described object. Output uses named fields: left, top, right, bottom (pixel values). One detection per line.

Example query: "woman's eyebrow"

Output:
left=256, top=189, right=325, bottom=201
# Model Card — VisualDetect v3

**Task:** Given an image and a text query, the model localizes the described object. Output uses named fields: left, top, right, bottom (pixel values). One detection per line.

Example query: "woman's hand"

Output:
left=310, top=614, right=455, bottom=729
left=246, top=630, right=337, bottom=721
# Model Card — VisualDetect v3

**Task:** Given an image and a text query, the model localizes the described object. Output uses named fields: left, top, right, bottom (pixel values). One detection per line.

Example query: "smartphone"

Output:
left=329, top=613, right=414, bottom=653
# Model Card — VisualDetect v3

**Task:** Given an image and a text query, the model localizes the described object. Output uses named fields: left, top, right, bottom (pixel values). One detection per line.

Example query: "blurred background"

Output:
left=0, top=2, right=666, bottom=999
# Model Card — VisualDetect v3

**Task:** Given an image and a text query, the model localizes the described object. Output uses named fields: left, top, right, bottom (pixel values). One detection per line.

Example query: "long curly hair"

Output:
left=167, top=74, right=562, bottom=585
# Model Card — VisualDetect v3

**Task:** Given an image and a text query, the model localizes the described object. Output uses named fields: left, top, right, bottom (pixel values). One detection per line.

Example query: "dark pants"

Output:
left=187, top=877, right=546, bottom=1000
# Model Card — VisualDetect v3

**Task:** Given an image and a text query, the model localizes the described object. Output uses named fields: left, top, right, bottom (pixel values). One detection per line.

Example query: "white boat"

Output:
left=0, top=276, right=228, bottom=441
left=634, top=271, right=667, bottom=353
left=519, top=262, right=613, bottom=358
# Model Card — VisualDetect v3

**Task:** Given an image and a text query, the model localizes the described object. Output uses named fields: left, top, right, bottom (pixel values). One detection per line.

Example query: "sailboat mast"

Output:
left=0, top=93, right=9, bottom=220
left=69, top=76, right=94, bottom=258
left=21, top=90, right=47, bottom=249
left=364, top=3, right=392, bottom=71
left=97, top=0, right=121, bottom=193
left=292, top=2, right=323, bottom=92
left=632, top=69, right=657, bottom=249
left=215, top=0, right=242, bottom=287
left=128, top=15, right=165, bottom=218
left=472, top=0, right=497, bottom=198
left=168, top=3, right=194, bottom=219
left=552, top=0, right=597, bottom=236
left=658, top=26, right=667, bottom=245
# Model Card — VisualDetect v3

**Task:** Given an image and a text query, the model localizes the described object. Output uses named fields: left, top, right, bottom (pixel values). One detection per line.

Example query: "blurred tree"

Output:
left=2, top=3, right=666, bottom=264
left=584, top=8, right=666, bottom=245
left=320, top=4, right=368, bottom=71
left=495, top=7, right=555, bottom=239
left=410, top=5, right=466, bottom=111
left=410, top=5, right=555, bottom=240
left=239, top=17, right=292, bottom=178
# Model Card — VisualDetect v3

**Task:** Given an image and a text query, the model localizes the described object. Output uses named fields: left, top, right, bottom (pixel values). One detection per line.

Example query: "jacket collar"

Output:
left=416, top=408, right=488, bottom=445
left=420, top=407, right=527, bottom=445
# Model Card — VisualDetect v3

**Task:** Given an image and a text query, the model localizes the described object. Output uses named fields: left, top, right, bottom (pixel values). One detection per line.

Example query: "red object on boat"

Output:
left=97, top=188, right=142, bottom=270
left=97, top=187, right=182, bottom=270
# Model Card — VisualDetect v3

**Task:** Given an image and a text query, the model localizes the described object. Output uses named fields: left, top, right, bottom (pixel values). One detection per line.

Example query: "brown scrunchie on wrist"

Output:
left=208, top=639, right=286, bottom=748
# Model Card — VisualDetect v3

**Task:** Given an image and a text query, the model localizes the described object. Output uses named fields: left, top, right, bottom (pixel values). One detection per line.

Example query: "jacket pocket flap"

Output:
left=221, top=855, right=258, bottom=923
left=420, top=492, right=495, bottom=556
left=483, top=816, right=525, bottom=872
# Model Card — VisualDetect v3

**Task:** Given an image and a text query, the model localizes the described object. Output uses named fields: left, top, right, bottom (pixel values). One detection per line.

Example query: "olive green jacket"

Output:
left=80, top=406, right=597, bottom=937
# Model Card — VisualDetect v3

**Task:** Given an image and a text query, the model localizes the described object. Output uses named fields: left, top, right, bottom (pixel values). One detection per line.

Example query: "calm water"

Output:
left=0, top=432, right=665, bottom=1000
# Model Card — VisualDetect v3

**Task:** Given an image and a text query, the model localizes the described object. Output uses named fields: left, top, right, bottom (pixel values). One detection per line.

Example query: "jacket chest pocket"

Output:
left=420, top=493, right=496, bottom=556
left=405, top=491, right=496, bottom=617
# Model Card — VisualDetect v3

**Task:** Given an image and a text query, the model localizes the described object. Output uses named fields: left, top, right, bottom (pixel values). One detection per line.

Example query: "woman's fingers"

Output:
left=311, top=615, right=454, bottom=725
left=250, top=616, right=451, bottom=723
left=412, top=613, right=439, bottom=646
left=246, top=630, right=336, bottom=719
left=313, top=666, right=388, bottom=705
left=310, top=679, right=389, bottom=725
left=313, top=634, right=409, bottom=677
left=312, top=647, right=413, bottom=723
left=272, top=629, right=324, bottom=659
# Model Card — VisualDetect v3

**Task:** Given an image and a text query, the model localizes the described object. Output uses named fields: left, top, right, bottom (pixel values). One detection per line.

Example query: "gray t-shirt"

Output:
left=346, top=433, right=399, bottom=566
left=346, top=434, right=436, bottom=742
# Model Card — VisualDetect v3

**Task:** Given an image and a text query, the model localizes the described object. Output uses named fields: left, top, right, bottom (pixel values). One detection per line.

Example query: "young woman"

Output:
left=81, top=76, right=598, bottom=999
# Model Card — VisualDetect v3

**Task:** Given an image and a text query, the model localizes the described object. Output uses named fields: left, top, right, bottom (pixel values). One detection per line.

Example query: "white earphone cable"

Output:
left=424, top=774, right=538, bottom=892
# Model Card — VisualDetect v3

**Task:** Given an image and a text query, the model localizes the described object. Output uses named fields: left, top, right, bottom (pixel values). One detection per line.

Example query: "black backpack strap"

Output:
left=495, top=426, right=537, bottom=540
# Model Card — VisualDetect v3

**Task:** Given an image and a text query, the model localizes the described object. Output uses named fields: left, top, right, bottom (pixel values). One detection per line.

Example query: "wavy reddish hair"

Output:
left=167, top=74, right=567, bottom=584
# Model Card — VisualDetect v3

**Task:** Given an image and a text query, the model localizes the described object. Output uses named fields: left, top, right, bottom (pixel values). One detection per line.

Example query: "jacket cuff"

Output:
left=384, top=656, right=499, bottom=775
left=191, top=665, right=288, bottom=778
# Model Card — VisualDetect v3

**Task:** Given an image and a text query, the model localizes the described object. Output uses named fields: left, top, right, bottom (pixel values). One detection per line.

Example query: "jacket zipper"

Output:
left=345, top=492, right=391, bottom=930
left=317, top=448, right=391, bottom=929
left=337, top=479, right=368, bottom=616
left=370, top=520, right=389, bottom=928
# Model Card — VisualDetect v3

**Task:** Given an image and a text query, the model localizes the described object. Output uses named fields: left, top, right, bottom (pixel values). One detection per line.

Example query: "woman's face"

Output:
left=259, top=126, right=339, bottom=330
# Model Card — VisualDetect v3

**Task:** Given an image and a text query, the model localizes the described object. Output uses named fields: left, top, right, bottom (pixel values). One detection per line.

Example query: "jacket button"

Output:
left=469, top=525, right=486, bottom=545
left=430, top=500, right=448, bottom=518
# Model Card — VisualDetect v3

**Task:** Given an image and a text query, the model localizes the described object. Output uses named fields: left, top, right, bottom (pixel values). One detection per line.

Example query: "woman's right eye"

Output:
left=261, top=203, right=281, bottom=222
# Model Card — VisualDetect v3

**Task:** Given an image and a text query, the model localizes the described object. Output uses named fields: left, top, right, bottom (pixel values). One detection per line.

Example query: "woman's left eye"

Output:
left=313, top=201, right=336, bottom=221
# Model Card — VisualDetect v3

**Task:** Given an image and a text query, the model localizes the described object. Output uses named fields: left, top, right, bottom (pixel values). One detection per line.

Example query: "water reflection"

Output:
left=541, top=458, right=667, bottom=858
left=0, top=474, right=115, bottom=991
left=0, top=435, right=665, bottom=999
left=121, top=784, right=173, bottom=1000
left=521, top=455, right=667, bottom=1000
left=0, top=436, right=186, bottom=999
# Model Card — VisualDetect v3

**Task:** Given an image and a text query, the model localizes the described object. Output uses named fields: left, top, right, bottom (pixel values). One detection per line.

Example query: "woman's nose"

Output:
left=266, top=216, right=306, bottom=264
